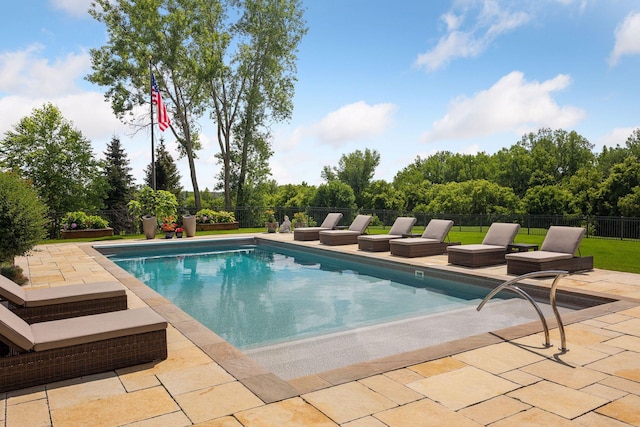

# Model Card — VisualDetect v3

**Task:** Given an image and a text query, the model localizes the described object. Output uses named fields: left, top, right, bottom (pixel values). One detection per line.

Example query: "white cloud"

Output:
left=49, top=0, right=92, bottom=17
left=609, top=11, right=640, bottom=67
left=416, top=0, right=530, bottom=71
left=421, top=71, right=585, bottom=143
left=595, top=126, right=638, bottom=150
left=308, top=101, right=397, bottom=148
left=0, top=44, right=90, bottom=97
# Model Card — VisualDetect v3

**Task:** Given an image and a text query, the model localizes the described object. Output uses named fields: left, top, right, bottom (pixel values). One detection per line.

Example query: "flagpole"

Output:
left=149, top=58, right=156, bottom=191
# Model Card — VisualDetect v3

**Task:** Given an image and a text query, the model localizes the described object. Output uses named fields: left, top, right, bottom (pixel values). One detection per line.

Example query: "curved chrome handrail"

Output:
left=477, top=270, right=569, bottom=350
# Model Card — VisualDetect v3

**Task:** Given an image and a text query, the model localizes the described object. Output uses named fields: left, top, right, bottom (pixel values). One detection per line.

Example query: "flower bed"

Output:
left=61, top=228, right=114, bottom=239
left=195, top=222, right=240, bottom=231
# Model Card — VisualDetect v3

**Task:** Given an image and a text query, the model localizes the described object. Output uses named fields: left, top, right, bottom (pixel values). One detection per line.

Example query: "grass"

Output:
left=42, top=226, right=640, bottom=274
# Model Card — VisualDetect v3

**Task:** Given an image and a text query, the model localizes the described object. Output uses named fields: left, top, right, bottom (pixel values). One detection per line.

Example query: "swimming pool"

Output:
left=98, top=237, right=591, bottom=379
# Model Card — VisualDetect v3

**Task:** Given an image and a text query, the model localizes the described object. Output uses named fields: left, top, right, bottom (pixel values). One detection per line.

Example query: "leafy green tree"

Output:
left=625, top=128, right=640, bottom=158
left=196, top=0, right=307, bottom=209
left=88, top=0, right=211, bottom=210
left=144, top=140, right=183, bottom=201
left=272, top=183, right=316, bottom=208
left=310, top=181, right=356, bottom=210
left=595, top=155, right=640, bottom=216
left=597, top=145, right=629, bottom=177
left=618, top=186, right=640, bottom=217
left=362, top=180, right=406, bottom=211
left=0, top=172, right=47, bottom=264
left=426, top=180, right=520, bottom=215
left=0, top=103, right=104, bottom=218
left=522, top=185, right=577, bottom=215
left=322, top=148, right=380, bottom=208
left=564, top=166, right=602, bottom=215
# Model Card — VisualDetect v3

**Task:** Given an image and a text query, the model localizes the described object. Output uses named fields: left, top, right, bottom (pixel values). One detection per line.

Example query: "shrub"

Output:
left=61, top=211, right=110, bottom=230
left=0, top=172, right=48, bottom=263
left=195, top=209, right=236, bottom=223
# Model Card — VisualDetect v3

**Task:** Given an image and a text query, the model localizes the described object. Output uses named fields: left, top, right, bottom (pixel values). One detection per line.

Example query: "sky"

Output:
left=1, top=0, right=639, bottom=192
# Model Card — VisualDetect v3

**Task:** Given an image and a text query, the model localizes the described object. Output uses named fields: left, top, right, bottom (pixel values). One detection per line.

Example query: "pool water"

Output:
left=112, top=244, right=503, bottom=349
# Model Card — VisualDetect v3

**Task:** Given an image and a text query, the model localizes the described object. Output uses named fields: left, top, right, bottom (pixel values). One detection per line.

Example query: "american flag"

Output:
left=151, top=72, right=171, bottom=131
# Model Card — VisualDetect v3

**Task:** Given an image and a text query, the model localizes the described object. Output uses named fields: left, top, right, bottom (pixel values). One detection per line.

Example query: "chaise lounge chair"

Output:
left=505, top=226, right=593, bottom=275
left=357, top=217, right=417, bottom=252
left=447, top=222, right=521, bottom=267
left=319, top=215, right=372, bottom=246
left=389, top=219, right=455, bottom=258
left=0, top=275, right=128, bottom=324
left=0, top=304, right=167, bottom=392
left=293, top=212, right=344, bottom=241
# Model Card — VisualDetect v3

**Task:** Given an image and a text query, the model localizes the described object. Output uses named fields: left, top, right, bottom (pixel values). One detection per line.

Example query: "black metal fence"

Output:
left=49, top=207, right=640, bottom=241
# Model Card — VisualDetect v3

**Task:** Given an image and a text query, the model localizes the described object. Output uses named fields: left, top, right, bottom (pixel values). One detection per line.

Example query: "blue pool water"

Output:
left=110, top=243, right=504, bottom=350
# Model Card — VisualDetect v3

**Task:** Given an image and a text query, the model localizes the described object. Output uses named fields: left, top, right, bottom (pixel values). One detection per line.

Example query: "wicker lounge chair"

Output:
left=0, top=275, right=127, bottom=324
left=357, top=217, right=417, bottom=252
left=447, top=223, right=521, bottom=267
left=389, top=219, right=455, bottom=258
left=319, top=215, right=372, bottom=246
left=293, top=213, right=343, bottom=241
left=506, top=226, right=593, bottom=275
left=0, top=305, right=167, bottom=392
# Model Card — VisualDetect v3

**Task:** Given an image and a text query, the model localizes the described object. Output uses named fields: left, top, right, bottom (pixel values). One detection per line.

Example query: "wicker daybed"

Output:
left=357, top=217, right=417, bottom=252
left=389, top=219, right=456, bottom=258
left=319, top=215, right=372, bottom=246
left=293, top=213, right=343, bottom=241
left=506, top=226, right=593, bottom=275
left=0, top=305, right=167, bottom=392
left=0, top=275, right=127, bottom=324
left=447, top=223, right=521, bottom=267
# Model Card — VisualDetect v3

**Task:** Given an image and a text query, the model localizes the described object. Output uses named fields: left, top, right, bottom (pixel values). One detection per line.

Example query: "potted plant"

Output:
left=60, top=211, right=113, bottom=239
left=127, top=187, right=178, bottom=239
left=175, top=226, right=184, bottom=238
left=292, top=212, right=308, bottom=229
left=161, top=216, right=176, bottom=238
left=265, top=209, right=278, bottom=233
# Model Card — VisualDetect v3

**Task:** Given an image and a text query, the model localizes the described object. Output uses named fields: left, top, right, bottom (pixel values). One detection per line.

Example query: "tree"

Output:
left=362, top=180, right=406, bottom=211
left=310, top=181, right=356, bottom=211
left=322, top=149, right=380, bottom=208
left=522, top=185, right=577, bottom=215
left=88, top=0, right=212, bottom=210
left=144, top=140, right=183, bottom=201
left=595, top=155, right=640, bottom=216
left=425, top=180, right=521, bottom=215
left=197, top=0, right=307, bottom=209
left=103, top=136, right=135, bottom=233
left=0, top=103, right=104, bottom=219
left=0, top=172, right=47, bottom=264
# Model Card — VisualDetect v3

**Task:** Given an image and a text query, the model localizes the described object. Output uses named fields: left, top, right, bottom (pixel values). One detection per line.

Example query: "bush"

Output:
left=61, top=211, right=109, bottom=230
left=195, top=209, right=236, bottom=223
left=0, top=172, right=47, bottom=263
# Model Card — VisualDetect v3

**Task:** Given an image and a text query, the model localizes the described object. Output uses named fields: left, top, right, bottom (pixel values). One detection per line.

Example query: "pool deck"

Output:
left=3, top=233, right=640, bottom=426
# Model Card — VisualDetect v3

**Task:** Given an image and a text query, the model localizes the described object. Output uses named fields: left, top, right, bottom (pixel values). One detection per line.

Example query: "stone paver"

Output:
left=2, top=237, right=639, bottom=426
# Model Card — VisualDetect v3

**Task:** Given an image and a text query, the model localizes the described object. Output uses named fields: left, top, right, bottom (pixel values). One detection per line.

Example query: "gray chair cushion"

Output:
left=421, top=219, right=454, bottom=241
left=24, top=282, right=126, bottom=308
left=0, top=275, right=27, bottom=306
left=447, top=244, right=506, bottom=254
left=540, top=226, right=585, bottom=255
left=0, top=304, right=35, bottom=351
left=388, top=217, right=417, bottom=235
left=319, top=213, right=343, bottom=229
left=482, top=223, right=521, bottom=247
left=348, top=215, right=372, bottom=232
left=505, top=251, right=574, bottom=262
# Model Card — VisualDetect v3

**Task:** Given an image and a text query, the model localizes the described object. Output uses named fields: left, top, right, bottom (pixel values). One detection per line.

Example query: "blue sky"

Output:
left=1, top=0, right=639, bottom=191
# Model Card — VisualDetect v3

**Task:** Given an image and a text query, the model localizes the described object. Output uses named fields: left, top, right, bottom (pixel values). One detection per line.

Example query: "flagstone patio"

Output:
left=2, top=233, right=639, bottom=426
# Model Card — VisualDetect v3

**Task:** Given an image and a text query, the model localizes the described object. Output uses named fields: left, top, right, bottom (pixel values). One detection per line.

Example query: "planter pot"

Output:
left=164, top=231, right=175, bottom=239
left=265, top=222, right=279, bottom=233
left=195, top=222, right=240, bottom=231
left=176, top=232, right=183, bottom=238
left=61, top=228, right=114, bottom=239
left=182, top=214, right=196, bottom=237
left=293, top=222, right=307, bottom=229
left=142, top=215, right=157, bottom=239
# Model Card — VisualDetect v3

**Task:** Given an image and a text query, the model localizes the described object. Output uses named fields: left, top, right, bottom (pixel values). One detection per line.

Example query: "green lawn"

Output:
left=45, top=227, right=640, bottom=274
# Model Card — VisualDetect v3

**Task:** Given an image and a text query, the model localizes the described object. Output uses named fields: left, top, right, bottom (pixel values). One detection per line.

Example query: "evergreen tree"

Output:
left=144, top=139, right=183, bottom=202
left=103, top=136, right=134, bottom=234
